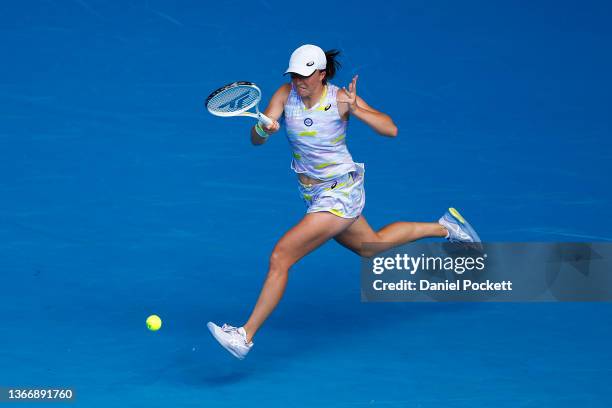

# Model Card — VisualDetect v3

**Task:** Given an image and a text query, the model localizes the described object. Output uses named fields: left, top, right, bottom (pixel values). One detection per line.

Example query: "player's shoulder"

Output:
left=271, top=83, right=292, bottom=104
left=276, top=83, right=292, bottom=95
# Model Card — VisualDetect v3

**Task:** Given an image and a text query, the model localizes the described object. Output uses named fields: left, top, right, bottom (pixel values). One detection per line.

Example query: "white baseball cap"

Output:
left=284, top=44, right=327, bottom=76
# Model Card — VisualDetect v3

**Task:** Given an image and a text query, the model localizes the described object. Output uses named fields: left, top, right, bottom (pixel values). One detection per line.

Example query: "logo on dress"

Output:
left=331, top=181, right=338, bottom=189
left=304, top=118, right=313, bottom=127
left=324, top=104, right=332, bottom=111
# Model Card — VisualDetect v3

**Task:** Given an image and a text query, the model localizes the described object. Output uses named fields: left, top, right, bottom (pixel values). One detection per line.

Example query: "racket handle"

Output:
left=257, top=113, right=273, bottom=127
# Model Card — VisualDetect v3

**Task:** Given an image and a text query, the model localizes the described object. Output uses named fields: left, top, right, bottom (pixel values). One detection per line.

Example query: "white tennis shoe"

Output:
left=207, top=322, right=253, bottom=360
left=439, top=207, right=481, bottom=243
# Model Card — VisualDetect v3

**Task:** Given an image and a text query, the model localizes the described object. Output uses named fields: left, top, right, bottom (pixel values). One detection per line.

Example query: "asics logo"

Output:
left=218, top=91, right=250, bottom=110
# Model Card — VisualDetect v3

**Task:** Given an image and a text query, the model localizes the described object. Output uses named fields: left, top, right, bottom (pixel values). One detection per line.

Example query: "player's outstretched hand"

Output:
left=338, top=75, right=359, bottom=112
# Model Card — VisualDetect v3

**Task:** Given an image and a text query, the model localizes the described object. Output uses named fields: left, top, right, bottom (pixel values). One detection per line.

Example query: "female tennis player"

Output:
left=207, top=44, right=480, bottom=359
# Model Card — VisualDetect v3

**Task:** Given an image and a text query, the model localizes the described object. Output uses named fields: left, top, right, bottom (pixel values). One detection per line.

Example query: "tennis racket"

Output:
left=205, top=81, right=273, bottom=126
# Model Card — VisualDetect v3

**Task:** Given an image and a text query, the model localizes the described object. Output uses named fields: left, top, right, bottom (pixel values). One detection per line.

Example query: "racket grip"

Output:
left=257, top=113, right=273, bottom=127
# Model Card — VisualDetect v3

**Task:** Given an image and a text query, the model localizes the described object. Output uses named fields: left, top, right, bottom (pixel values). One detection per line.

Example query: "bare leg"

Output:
left=242, top=212, right=356, bottom=342
left=335, top=215, right=447, bottom=257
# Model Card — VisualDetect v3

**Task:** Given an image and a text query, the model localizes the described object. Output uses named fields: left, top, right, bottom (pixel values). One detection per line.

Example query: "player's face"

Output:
left=291, top=70, right=326, bottom=97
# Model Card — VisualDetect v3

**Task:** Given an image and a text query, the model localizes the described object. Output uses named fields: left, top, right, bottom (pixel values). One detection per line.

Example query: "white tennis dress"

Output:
left=284, top=83, right=365, bottom=218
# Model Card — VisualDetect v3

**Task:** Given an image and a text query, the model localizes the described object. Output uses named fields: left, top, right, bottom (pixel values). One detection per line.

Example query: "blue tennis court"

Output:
left=1, top=1, right=611, bottom=406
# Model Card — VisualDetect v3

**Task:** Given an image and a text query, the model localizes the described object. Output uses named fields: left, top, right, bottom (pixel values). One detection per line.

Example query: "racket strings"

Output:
left=207, top=86, right=260, bottom=114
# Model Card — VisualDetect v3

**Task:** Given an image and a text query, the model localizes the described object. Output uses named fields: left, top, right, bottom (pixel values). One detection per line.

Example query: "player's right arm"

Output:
left=251, top=84, right=291, bottom=145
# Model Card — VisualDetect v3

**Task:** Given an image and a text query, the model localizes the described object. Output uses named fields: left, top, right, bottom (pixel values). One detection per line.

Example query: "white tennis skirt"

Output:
left=297, top=163, right=365, bottom=219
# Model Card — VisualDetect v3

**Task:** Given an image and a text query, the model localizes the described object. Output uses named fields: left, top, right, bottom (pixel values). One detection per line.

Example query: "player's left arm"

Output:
left=338, top=75, right=398, bottom=137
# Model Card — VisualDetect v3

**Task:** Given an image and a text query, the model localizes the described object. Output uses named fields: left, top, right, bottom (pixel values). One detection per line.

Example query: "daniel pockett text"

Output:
left=371, top=252, right=512, bottom=293
left=360, top=242, right=612, bottom=302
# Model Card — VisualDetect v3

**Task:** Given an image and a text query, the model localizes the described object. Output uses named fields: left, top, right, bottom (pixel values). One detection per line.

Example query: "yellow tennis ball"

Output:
left=146, top=314, right=162, bottom=331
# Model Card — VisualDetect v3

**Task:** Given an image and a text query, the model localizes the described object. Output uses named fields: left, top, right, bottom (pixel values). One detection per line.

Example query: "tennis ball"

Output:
left=146, top=314, right=162, bottom=331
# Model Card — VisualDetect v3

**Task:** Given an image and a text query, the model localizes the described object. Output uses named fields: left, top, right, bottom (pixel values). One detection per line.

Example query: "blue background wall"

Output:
left=1, top=1, right=611, bottom=406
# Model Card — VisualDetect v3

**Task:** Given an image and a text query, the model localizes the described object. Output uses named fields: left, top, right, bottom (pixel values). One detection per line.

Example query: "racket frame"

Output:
left=206, top=81, right=273, bottom=126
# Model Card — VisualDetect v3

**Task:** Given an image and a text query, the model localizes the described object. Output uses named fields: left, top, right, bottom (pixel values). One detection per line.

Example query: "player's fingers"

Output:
left=347, top=83, right=354, bottom=97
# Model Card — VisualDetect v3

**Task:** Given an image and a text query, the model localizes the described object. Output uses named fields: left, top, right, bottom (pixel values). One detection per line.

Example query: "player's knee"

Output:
left=268, top=247, right=292, bottom=275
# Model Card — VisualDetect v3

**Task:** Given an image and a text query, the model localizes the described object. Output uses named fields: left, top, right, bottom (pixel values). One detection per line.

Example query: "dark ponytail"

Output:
left=323, top=49, right=341, bottom=84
